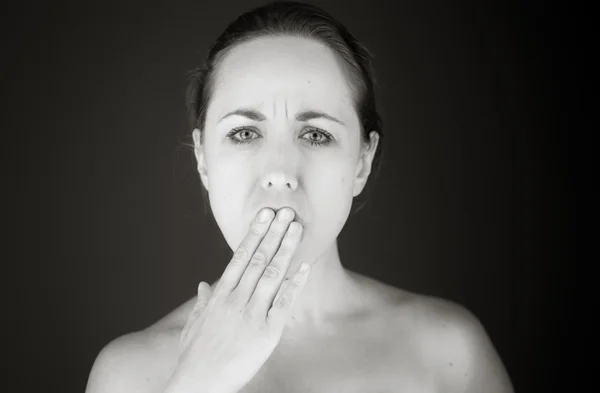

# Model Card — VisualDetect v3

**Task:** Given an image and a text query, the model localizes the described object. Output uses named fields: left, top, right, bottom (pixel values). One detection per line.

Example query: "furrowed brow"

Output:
left=218, top=108, right=345, bottom=126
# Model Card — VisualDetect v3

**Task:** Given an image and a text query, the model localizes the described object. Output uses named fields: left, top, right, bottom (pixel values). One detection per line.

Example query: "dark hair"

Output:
left=185, top=0, right=384, bottom=215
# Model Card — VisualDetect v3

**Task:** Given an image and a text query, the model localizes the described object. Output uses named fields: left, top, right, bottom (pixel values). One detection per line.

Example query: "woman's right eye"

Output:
left=226, top=127, right=260, bottom=145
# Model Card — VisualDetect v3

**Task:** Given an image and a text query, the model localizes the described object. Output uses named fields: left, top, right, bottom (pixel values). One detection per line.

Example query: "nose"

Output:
left=262, top=171, right=298, bottom=192
left=259, top=134, right=299, bottom=193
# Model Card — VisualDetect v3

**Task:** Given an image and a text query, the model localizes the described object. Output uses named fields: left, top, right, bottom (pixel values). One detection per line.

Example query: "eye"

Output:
left=301, top=128, right=333, bottom=147
left=226, top=127, right=334, bottom=147
left=226, top=127, right=260, bottom=144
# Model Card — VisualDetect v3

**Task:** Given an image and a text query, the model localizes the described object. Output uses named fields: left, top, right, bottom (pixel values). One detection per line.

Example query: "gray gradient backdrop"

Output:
left=2, top=0, right=573, bottom=392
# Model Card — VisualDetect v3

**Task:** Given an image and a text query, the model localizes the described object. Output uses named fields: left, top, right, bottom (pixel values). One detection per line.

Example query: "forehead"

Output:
left=208, top=36, right=356, bottom=122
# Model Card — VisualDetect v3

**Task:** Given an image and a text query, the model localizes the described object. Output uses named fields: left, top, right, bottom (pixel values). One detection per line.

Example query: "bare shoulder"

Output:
left=84, top=298, right=198, bottom=393
left=85, top=279, right=222, bottom=393
left=84, top=329, right=176, bottom=393
left=387, top=285, right=514, bottom=393
left=348, top=272, right=513, bottom=392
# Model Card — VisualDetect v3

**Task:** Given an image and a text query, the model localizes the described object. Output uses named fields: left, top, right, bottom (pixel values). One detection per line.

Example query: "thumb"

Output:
left=180, top=281, right=213, bottom=348
left=195, top=281, right=213, bottom=309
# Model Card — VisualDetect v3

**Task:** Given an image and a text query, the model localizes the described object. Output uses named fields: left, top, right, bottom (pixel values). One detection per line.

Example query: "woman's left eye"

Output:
left=302, top=129, right=333, bottom=147
left=226, top=127, right=333, bottom=147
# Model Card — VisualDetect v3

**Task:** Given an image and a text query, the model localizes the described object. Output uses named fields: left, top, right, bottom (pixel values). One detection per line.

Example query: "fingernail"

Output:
left=278, top=208, right=291, bottom=221
left=259, top=209, right=272, bottom=223
left=288, top=222, right=299, bottom=235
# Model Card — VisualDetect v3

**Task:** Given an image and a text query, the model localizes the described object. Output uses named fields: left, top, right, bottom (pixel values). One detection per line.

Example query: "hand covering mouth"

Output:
left=262, top=206, right=305, bottom=226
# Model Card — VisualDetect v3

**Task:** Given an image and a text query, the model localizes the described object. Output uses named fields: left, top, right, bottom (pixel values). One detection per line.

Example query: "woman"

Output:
left=86, top=1, right=514, bottom=392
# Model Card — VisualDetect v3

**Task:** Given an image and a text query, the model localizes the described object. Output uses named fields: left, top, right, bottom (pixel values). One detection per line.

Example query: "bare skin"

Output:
left=85, top=270, right=514, bottom=393
left=85, top=35, right=514, bottom=393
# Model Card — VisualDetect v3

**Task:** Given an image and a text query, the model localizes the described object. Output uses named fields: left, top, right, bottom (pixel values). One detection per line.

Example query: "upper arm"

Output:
left=85, top=332, right=159, bottom=393
left=424, top=299, right=515, bottom=393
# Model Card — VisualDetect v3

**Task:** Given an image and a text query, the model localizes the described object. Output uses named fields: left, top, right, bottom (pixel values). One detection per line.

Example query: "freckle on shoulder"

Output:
left=401, top=292, right=486, bottom=367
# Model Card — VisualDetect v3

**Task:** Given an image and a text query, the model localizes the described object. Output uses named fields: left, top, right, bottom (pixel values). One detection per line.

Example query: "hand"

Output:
left=165, top=207, right=310, bottom=393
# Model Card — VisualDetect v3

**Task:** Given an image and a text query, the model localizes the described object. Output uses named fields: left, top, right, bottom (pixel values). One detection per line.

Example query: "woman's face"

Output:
left=193, top=36, right=378, bottom=271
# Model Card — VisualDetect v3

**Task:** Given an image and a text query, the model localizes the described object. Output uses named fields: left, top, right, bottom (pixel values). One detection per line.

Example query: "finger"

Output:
left=246, top=221, right=303, bottom=317
left=214, top=208, right=275, bottom=296
left=195, top=281, right=212, bottom=309
left=180, top=282, right=210, bottom=347
left=233, top=207, right=295, bottom=304
left=274, top=279, right=289, bottom=305
left=266, top=262, right=311, bottom=332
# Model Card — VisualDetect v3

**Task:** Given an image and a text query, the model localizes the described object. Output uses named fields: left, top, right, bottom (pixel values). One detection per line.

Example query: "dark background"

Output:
left=2, top=0, right=573, bottom=392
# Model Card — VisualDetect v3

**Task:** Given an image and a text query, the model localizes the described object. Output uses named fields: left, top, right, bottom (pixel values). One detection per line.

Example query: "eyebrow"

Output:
left=218, top=108, right=346, bottom=126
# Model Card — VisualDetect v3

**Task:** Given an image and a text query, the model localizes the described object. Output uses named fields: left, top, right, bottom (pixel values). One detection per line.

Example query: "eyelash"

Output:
left=226, top=127, right=333, bottom=147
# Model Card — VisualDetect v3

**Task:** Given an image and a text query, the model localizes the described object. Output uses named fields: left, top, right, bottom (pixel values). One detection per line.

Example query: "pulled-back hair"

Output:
left=185, top=0, right=384, bottom=215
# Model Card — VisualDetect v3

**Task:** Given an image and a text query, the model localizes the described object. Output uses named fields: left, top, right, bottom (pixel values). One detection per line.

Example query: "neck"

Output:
left=282, top=240, right=359, bottom=332
left=198, top=241, right=360, bottom=334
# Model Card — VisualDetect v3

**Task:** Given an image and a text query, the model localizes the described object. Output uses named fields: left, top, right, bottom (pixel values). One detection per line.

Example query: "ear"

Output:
left=353, top=131, right=380, bottom=197
left=192, top=128, right=209, bottom=191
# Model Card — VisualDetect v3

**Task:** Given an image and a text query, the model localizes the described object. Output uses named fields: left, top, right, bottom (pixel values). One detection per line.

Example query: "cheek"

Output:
left=285, top=167, right=352, bottom=266
left=207, top=163, right=252, bottom=251
left=307, top=163, right=354, bottom=231
left=310, top=161, right=354, bottom=202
